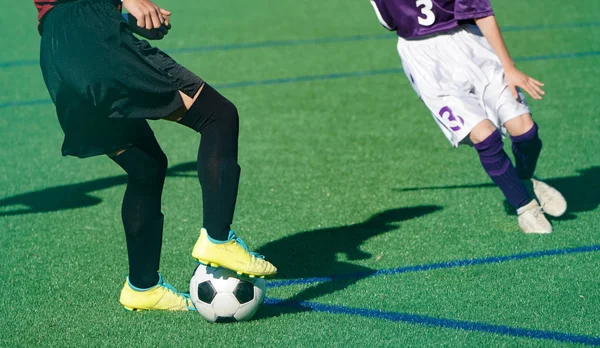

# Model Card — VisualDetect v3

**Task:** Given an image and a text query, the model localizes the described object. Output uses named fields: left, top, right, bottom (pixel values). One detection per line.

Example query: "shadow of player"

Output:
left=0, top=161, right=197, bottom=217
left=256, top=205, right=442, bottom=319
left=393, top=166, right=599, bottom=219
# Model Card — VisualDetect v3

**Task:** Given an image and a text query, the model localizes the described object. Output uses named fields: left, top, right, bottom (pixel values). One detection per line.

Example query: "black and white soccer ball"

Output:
left=190, top=264, right=266, bottom=323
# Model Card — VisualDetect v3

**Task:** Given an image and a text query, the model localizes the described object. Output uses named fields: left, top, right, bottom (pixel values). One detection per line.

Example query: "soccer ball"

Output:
left=189, top=264, right=266, bottom=323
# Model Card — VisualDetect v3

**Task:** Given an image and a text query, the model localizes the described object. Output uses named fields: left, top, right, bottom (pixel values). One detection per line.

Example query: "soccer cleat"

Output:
left=192, top=229, right=277, bottom=278
left=531, top=178, right=567, bottom=217
left=119, top=274, right=195, bottom=311
left=517, top=200, right=552, bottom=234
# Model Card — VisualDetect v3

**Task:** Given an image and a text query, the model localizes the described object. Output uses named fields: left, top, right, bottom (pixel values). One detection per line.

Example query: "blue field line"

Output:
left=165, top=33, right=392, bottom=55
left=154, top=21, right=600, bottom=56
left=263, top=298, right=600, bottom=345
left=213, top=67, right=403, bottom=89
left=2, top=49, right=600, bottom=110
left=515, top=50, right=600, bottom=62
left=0, top=98, right=53, bottom=108
left=502, top=21, right=600, bottom=32
left=266, top=244, right=600, bottom=288
left=1, top=21, right=599, bottom=69
left=0, top=59, right=39, bottom=68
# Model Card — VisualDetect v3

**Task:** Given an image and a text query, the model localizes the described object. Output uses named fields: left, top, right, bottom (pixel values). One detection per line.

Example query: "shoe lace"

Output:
left=230, top=231, right=265, bottom=259
left=161, top=281, right=191, bottom=300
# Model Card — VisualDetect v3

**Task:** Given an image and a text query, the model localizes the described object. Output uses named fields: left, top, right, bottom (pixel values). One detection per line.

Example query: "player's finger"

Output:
left=525, top=85, right=541, bottom=100
left=518, top=83, right=534, bottom=99
left=155, top=5, right=164, bottom=23
left=150, top=8, right=162, bottom=28
left=136, top=14, right=146, bottom=29
left=160, top=8, right=172, bottom=16
left=530, top=81, right=545, bottom=96
left=509, top=85, right=519, bottom=99
left=531, top=81, right=545, bottom=94
left=530, top=78, right=545, bottom=87
left=143, top=12, right=153, bottom=30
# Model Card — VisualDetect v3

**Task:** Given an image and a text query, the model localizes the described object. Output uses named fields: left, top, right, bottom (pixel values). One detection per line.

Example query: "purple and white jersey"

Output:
left=370, top=0, right=494, bottom=39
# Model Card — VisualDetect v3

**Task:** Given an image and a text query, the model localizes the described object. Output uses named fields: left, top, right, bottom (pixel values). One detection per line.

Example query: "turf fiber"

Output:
left=1, top=0, right=599, bottom=346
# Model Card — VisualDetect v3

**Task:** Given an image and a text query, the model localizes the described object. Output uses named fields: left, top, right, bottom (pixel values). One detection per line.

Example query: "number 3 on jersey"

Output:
left=416, top=0, right=435, bottom=26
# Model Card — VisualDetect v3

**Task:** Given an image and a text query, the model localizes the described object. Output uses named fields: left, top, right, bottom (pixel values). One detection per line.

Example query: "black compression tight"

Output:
left=178, top=84, right=241, bottom=241
left=110, top=136, right=167, bottom=289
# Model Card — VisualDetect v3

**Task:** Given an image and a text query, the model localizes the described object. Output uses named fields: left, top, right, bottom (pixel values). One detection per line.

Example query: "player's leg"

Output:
left=87, top=25, right=275, bottom=276
left=397, top=46, right=549, bottom=233
left=109, top=136, right=167, bottom=289
left=421, top=91, right=533, bottom=212
left=505, top=114, right=567, bottom=217
left=470, top=120, right=533, bottom=209
left=45, top=1, right=275, bottom=278
left=505, top=113, right=538, bottom=179
left=469, top=120, right=551, bottom=233
left=164, top=84, right=239, bottom=241
left=163, top=85, right=276, bottom=278
left=109, top=137, right=193, bottom=311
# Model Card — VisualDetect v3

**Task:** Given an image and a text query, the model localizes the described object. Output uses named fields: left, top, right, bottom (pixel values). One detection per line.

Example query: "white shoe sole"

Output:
left=531, top=179, right=567, bottom=217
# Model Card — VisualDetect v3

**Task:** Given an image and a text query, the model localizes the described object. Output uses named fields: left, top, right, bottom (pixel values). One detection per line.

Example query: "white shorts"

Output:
left=397, top=25, right=531, bottom=147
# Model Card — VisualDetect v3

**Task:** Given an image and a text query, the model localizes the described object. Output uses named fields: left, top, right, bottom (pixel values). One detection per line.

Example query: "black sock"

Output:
left=178, top=85, right=240, bottom=241
left=110, top=137, right=167, bottom=289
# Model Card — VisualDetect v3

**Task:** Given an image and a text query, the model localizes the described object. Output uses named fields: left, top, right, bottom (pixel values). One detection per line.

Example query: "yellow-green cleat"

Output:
left=119, top=274, right=195, bottom=311
left=192, top=229, right=277, bottom=278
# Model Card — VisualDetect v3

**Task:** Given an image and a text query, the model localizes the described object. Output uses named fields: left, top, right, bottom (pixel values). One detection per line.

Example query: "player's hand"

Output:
left=122, top=0, right=170, bottom=30
left=504, top=67, right=545, bottom=100
left=125, top=12, right=171, bottom=40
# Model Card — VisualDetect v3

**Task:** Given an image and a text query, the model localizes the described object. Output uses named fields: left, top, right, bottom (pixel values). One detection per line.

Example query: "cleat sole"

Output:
left=195, top=259, right=220, bottom=268
left=194, top=258, right=270, bottom=278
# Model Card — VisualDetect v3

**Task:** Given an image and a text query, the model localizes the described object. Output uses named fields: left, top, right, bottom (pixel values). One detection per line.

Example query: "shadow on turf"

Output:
left=0, top=162, right=197, bottom=217
left=256, top=205, right=442, bottom=319
left=392, top=166, right=599, bottom=219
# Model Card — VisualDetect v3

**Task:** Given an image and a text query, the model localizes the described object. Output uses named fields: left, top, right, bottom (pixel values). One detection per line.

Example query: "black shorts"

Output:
left=39, top=0, right=203, bottom=158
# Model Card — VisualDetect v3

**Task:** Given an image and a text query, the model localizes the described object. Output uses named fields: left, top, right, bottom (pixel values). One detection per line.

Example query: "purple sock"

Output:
left=474, top=130, right=531, bottom=209
left=510, top=123, right=542, bottom=180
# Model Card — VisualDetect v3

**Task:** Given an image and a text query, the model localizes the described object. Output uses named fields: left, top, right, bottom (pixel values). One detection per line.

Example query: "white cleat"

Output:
left=531, top=178, right=567, bottom=217
left=517, top=200, right=552, bottom=234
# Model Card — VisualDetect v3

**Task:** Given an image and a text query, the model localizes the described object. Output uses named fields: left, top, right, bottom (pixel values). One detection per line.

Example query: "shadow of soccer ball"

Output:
left=190, top=264, right=266, bottom=323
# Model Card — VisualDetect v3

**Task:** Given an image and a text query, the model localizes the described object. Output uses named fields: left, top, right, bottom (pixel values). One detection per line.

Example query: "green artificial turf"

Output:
left=1, top=0, right=599, bottom=346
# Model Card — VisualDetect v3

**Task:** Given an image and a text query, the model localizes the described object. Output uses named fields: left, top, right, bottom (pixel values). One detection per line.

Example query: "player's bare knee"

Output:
left=504, top=113, right=534, bottom=137
left=177, top=84, right=239, bottom=134
left=469, top=120, right=497, bottom=144
left=108, top=149, right=127, bottom=158
left=164, top=85, right=207, bottom=123
left=179, top=84, right=205, bottom=110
